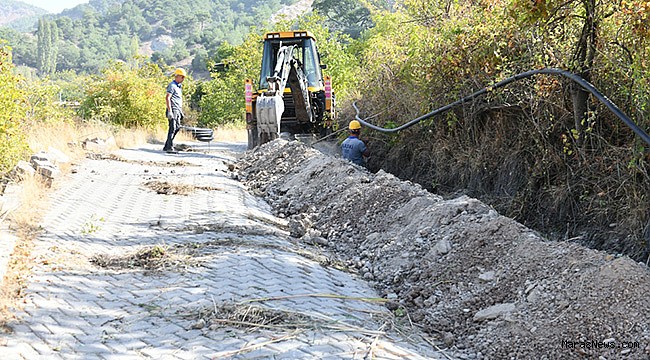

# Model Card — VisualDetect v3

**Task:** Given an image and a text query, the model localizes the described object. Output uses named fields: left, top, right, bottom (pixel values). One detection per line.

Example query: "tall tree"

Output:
left=313, top=0, right=373, bottom=38
left=37, top=18, right=51, bottom=74
left=49, top=21, right=59, bottom=74
left=37, top=18, right=59, bottom=75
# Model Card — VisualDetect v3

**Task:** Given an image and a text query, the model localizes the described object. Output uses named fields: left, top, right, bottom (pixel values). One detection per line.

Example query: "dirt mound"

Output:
left=238, top=140, right=650, bottom=359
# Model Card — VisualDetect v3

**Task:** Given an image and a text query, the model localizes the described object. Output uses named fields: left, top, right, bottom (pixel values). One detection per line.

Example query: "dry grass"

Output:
left=90, top=245, right=201, bottom=272
left=143, top=180, right=221, bottom=195
left=195, top=303, right=312, bottom=330
left=24, top=120, right=246, bottom=171
left=27, top=120, right=172, bottom=156
left=213, top=122, right=247, bottom=142
left=174, top=129, right=196, bottom=143
left=114, top=125, right=167, bottom=149
left=112, top=122, right=246, bottom=148
left=144, top=181, right=196, bottom=195
left=27, top=121, right=89, bottom=169
left=0, top=175, right=50, bottom=328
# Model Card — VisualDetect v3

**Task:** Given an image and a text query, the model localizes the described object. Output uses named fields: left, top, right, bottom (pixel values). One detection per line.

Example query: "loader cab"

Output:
left=259, top=31, right=324, bottom=90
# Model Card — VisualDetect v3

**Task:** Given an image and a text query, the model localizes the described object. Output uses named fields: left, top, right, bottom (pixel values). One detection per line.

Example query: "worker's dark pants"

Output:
left=163, top=111, right=182, bottom=151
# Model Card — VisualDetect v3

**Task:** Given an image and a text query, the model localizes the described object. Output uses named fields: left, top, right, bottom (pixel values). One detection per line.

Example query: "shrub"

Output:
left=0, top=44, right=29, bottom=174
left=79, top=58, right=168, bottom=128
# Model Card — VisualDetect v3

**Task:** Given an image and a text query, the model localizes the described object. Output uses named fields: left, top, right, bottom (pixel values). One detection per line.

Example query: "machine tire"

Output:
left=247, top=127, right=259, bottom=150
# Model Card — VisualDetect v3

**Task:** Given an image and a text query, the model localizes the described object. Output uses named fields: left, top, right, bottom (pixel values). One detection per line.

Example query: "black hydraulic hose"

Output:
left=353, top=68, right=650, bottom=148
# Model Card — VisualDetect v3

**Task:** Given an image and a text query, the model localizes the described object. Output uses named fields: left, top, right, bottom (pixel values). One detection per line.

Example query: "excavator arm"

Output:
left=255, top=44, right=312, bottom=141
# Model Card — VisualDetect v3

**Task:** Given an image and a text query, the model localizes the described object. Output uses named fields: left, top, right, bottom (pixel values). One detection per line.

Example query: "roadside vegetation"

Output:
left=351, top=0, right=650, bottom=261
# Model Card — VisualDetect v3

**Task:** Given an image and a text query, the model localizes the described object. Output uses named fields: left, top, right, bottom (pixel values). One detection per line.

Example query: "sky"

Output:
left=18, top=0, right=89, bottom=14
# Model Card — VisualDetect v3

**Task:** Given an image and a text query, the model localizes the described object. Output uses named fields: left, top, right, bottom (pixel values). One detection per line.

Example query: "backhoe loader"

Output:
left=245, top=31, right=335, bottom=149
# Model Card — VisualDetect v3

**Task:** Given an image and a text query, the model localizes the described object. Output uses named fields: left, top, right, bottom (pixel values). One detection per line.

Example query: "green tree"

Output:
left=312, top=0, right=373, bottom=38
left=0, top=28, right=37, bottom=68
left=198, top=36, right=262, bottom=126
left=191, top=48, right=209, bottom=73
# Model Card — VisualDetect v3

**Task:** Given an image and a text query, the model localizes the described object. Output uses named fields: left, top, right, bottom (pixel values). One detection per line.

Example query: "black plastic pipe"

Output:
left=353, top=68, right=650, bottom=148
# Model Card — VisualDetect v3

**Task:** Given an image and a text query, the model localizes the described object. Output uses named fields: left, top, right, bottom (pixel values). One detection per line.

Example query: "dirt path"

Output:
left=0, top=141, right=448, bottom=359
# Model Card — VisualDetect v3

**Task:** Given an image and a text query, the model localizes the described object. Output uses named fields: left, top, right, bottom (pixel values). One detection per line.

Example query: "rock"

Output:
left=473, top=303, right=516, bottom=322
left=152, top=35, right=174, bottom=52
left=82, top=137, right=116, bottom=152
left=13, top=161, right=36, bottom=179
left=443, top=332, right=455, bottom=347
left=386, top=301, right=399, bottom=311
left=366, top=232, right=381, bottom=242
left=305, top=228, right=321, bottom=238
left=37, top=165, right=61, bottom=179
left=526, top=288, right=541, bottom=303
left=479, top=271, right=495, bottom=282
left=83, top=138, right=107, bottom=152
left=308, top=236, right=328, bottom=246
left=190, top=318, right=206, bottom=329
left=30, top=158, right=60, bottom=180
left=47, top=147, right=70, bottom=164
left=435, top=238, right=452, bottom=255
left=105, top=136, right=117, bottom=149
left=31, top=158, right=51, bottom=170
left=289, top=217, right=306, bottom=238
left=30, top=152, right=54, bottom=166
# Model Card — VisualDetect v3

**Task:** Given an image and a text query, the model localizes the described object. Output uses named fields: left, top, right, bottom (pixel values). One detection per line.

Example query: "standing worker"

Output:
left=163, top=68, right=186, bottom=153
left=341, top=120, right=370, bottom=166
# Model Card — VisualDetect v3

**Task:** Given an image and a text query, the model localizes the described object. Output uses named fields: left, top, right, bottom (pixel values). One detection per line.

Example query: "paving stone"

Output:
left=74, top=342, right=114, bottom=355
left=3, top=142, right=450, bottom=360
left=43, top=321, right=86, bottom=337
left=3, top=341, right=41, bottom=359
left=175, top=329, right=205, bottom=341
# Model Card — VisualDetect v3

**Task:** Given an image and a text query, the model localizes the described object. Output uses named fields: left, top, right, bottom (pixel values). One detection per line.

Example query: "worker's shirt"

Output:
left=166, top=80, right=183, bottom=113
left=341, top=136, right=367, bottom=166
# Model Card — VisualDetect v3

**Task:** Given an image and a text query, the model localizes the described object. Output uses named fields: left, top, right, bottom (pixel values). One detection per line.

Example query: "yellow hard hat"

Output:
left=174, top=68, right=187, bottom=77
left=349, top=120, right=361, bottom=130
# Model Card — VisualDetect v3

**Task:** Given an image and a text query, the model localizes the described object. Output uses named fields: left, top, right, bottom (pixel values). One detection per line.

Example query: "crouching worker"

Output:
left=341, top=120, right=370, bottom=166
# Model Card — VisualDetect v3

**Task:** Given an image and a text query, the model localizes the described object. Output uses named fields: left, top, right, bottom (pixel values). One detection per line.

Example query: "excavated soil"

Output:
left=238, top=140, right=650, bottom=360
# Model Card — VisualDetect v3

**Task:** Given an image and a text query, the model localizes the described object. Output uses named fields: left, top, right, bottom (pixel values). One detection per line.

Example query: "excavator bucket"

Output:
left=255, top=93, right=284, bottom=136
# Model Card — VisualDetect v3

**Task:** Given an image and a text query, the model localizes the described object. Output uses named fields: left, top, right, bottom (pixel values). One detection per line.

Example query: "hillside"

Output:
left=0, top=0, right=48, bottom=31
left=0, top=0, right=302, bottom=75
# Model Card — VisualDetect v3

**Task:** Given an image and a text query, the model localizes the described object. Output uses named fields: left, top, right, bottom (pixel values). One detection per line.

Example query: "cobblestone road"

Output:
left=1, top=142, right=448, bottom=359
